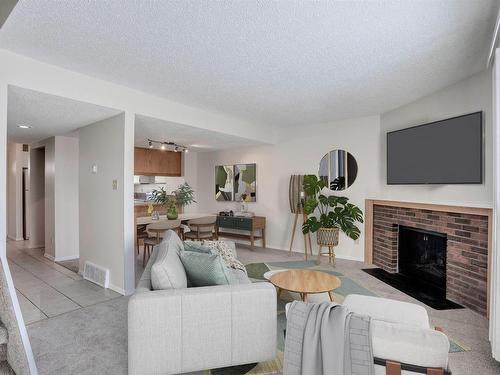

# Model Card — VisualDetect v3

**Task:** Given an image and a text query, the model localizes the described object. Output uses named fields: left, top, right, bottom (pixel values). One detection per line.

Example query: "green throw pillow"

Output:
left=179, top=251, right=231, bottom=287
left=183, top=241, right=212, bottom=254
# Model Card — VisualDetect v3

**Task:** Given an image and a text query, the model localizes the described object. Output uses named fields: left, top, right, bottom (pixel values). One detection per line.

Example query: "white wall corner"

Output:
left=490, top=47, right=500, bottom=360
left=43, top=253, right=55, bottom=262
left=123, top=112, right=135, bottom=295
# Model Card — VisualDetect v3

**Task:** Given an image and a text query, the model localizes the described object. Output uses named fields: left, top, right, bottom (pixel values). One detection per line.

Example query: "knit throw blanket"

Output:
left=283, top=301, right=374, bottom=375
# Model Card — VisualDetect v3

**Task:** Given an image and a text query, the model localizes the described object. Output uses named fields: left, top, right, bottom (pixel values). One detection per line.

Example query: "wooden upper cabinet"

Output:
left=134, top=147, right=182, bottom=176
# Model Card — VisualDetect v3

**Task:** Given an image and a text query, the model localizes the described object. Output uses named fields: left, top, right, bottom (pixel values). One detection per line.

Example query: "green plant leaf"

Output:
left=303, top=198, right=318, bottom=214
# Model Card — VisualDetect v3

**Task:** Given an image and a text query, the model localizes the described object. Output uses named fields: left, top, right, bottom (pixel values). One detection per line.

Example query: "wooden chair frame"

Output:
left=184, top=223, right=218, bottom=241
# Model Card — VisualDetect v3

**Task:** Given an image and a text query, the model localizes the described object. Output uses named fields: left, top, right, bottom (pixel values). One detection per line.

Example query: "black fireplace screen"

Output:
left=398, top=225, right=447, bottom=295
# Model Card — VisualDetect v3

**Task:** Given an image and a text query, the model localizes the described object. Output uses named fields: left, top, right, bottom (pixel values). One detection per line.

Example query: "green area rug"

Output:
left=208, top=260, right=467, bottom=374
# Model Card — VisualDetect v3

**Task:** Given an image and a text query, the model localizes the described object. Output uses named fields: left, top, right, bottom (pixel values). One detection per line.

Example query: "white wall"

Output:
left=6, top=143, right=29, bottom=241
left=30, top=136, right=79, bottom=260
left=29, top=147, right=44, bottom=248
left=6, top=143, right=18, bottom=240
left=491, top=47, right=500, bottom=360
left=182, top=151, right=199, bottom=213
left=54, top=136, right=79, bottom=260
left=379, top=69, right=493, bottom=207
left=196, top=116, right=381, bottom=261
left=79, top=113, right=128, bottom=293
left=195, top=69, right=494, bottom=261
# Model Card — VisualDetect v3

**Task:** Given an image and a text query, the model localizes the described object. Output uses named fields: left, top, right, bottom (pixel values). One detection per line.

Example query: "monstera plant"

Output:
left=302, top=175, right=363, bottom=242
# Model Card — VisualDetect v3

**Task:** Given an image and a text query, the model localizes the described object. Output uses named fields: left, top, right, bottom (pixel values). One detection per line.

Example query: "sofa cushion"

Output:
left=183, top=240, right=212, bottom=254
left=179, top=251, right=231, bottom=287
left=151, top=230, right=188, bottom=290
left=228, top=269, right=252, bottom=285
left=199, top=241, right=246, bottom=273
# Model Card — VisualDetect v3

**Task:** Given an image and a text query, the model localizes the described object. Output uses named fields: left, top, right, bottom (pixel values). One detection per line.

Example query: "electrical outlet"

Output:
left=112, top=179, right=118, bottom=190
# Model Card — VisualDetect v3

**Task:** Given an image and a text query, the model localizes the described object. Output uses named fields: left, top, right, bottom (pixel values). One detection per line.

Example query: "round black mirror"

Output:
left=318, top=150, right=358, bottom=191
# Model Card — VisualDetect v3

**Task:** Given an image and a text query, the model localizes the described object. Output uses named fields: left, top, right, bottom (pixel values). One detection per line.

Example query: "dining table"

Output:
left=135, top=213, right=215, bottom=226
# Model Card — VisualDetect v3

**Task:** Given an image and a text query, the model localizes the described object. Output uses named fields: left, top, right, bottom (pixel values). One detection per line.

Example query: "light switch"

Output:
left=92, top=164, right=98, bottom=174
left=112, top=179, right=118, bottom=190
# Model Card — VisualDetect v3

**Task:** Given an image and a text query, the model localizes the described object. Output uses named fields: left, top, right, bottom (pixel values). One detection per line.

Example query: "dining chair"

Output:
left=183, top=216, right=217, bottom=241
left=136, top=225, right=149, bottom=255
left=143, top=220, right=181, bottom=266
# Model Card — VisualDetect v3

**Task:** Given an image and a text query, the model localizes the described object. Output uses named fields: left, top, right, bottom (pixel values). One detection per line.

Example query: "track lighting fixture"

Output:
left=147, top=139, right=188, bottom=153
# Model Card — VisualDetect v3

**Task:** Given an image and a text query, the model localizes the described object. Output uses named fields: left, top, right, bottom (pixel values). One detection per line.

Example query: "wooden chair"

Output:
left=183, top=216, right=217, bottom=241
left=136, top=225, right=149, bottom=255
left=142, top=220, right=181, bottom=266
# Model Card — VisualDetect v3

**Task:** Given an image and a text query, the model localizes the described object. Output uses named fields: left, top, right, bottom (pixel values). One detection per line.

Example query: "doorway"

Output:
left=22, top=167, right=28, bottom=240
left=29, top=147, right=45, bottom=247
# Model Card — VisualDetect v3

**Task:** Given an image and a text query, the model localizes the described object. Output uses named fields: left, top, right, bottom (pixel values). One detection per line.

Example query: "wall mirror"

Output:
left=318, top=150, right=358, bottom=190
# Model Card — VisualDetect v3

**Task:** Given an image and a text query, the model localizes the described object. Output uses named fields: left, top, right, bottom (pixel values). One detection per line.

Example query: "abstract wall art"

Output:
left=215, top=165, right=234, bottom=201
left=234, top=163, right=256, bottom=202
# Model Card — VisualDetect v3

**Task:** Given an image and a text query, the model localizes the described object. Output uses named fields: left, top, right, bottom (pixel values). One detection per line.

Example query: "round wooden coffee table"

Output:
left=270, top=269, right=341, bottom=302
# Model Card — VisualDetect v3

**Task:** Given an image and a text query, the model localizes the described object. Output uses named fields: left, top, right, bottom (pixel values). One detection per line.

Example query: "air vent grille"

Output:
left=83, top=261, right=109, bottom=288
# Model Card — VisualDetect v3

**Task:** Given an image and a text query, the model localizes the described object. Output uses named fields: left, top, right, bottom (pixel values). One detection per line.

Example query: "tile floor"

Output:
left=6, top=240, right=121, bottom=325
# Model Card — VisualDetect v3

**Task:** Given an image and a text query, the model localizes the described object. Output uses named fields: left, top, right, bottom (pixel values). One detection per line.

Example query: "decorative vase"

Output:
left=167, top=205, right=178, bottom=220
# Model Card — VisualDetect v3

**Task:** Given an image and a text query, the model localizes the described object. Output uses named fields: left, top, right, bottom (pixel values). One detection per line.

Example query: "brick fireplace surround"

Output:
left=364, top=200, right=492, bottom=316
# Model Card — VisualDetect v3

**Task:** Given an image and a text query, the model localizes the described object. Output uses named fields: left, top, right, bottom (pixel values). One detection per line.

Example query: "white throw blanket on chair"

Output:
left=283, top=301, right=374, bottom=375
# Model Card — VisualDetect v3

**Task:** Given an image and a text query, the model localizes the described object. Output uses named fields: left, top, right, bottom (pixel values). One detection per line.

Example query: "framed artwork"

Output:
left=215, top=165, right=234, bottom=201
left=234, top=163, right=256, bottom=202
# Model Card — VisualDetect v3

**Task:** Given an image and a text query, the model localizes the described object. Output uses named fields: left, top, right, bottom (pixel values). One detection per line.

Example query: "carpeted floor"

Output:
left=25, top=245, right=500, bottom=375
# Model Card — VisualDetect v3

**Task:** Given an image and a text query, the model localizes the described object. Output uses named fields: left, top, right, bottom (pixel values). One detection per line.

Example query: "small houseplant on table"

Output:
left=302, top=174, right=363, bottom=266
left=151, top=182, right=196, bottom=220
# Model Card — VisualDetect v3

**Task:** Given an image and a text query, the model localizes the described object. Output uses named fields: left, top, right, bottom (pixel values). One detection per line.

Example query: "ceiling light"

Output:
left=147, top=139, right=187, bottom=153
left=17, top=125, right=32, bottom=129
left=184, top=148, right=189, bottom=153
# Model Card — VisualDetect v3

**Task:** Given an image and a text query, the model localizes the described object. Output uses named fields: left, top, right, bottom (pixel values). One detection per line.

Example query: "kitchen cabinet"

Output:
left=134, top=147, right=182, bottom=176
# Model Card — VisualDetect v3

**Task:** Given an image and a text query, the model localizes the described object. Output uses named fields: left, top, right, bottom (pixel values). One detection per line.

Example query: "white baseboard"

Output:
left=43, top=253, right=55, bottom=261
left=54, top=255, right=79, bottom=262
left=108, top=283, right=125, bottom=295
left=7, top=235, right=24, bottom=241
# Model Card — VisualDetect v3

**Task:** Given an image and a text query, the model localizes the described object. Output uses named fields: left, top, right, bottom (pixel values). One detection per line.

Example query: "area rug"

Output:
left=208, top=260, right=468, bottom=374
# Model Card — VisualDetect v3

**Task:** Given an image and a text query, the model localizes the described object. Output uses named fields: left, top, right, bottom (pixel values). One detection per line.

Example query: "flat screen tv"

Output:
left=387, top=111, right=482, bottom=185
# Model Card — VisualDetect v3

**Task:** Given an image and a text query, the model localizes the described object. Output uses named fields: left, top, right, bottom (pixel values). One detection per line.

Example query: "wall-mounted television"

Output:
left=387, top=111, right=482, bottom=185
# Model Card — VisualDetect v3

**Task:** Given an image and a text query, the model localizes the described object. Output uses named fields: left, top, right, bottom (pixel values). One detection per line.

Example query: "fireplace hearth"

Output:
left=364, top=200, right=491, bottom=315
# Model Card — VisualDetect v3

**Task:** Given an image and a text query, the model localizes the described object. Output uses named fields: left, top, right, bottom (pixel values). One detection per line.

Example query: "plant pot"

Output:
left=316, top=227, right=339, bottom=247
left=167, top=205, right=178, bottom=220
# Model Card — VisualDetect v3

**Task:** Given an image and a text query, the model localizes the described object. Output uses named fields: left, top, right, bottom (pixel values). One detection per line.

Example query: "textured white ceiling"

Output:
left=1, top=1, right=498, bottom=127
left=8, top=86, right=121, bottom=144
left=135, top=115, right=265, bottom=152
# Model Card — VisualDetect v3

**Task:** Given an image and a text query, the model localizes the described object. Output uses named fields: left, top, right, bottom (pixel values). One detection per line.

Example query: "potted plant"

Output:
left=302, top=175, right=363, bottom=260
left=151, top=182, right=196, bottom=220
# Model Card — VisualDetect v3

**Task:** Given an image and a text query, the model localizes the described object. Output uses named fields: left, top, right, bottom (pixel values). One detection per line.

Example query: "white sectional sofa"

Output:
left=128, top=231, right=277, bottom=375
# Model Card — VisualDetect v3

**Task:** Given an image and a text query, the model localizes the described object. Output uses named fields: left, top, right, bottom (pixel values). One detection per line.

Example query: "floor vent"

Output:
left=83, top=262, right=109, bottom=288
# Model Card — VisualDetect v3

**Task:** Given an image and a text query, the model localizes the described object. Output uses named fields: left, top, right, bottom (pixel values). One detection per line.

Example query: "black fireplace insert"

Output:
left=363, top=225, right=463, bottom=310
left=398, top=225, right=447, bottom=296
